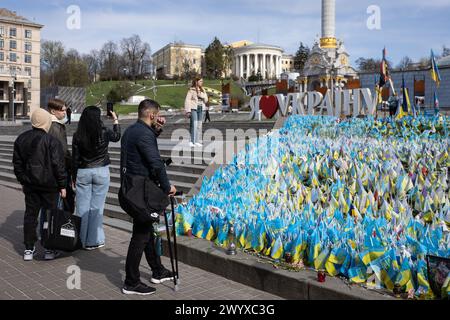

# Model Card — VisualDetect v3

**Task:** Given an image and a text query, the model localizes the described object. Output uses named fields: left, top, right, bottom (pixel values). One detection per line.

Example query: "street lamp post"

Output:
left=8, top=77, right=16, bottom=122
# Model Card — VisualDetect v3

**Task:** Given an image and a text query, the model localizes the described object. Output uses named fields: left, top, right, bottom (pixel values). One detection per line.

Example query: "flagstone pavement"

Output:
left=0, top=185, right=282, bottom=300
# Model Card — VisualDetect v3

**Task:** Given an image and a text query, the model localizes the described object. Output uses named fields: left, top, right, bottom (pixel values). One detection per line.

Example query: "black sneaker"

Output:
left=151, top=268, right=175, bottom=284
left=122, top=282, right=156, bottom=295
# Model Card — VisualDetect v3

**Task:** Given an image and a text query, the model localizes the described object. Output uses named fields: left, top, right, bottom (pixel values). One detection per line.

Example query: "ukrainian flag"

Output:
left=395, top=258, right=414, bottom=292
left=348, top=266, right=367, bottom=284
left=251, top=223, right=266, bottom=253
left=325, top=248, right=347, bottom=276
left=270, top=236, right=284, bottom=260
left=291, top=232, right=307, bottom=263
left=314, top=247, right=331, bottom=270
left=430, top=49, right=441, bottom=87
left=193, top=215, right=205, bottom=238
left=416, top=260, right=433, bottom=298
left=308, top=230, right=321, bottom=266
left=360, top=247, right=386, bottom=266
left=203, top=221, right=215, bottom=241
left=396, top=75, right=412, bottom=120
left=238, top=226, right=247, bottom=248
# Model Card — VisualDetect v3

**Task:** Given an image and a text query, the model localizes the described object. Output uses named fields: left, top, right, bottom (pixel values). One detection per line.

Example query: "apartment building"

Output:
left=152, top=42, right=204, bottom=79
left=0, top=8, right=43, bottom=120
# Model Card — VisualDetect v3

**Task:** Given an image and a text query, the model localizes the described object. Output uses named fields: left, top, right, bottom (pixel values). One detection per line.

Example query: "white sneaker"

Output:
left=195, top=143, right=203, bottom=147
left=189, top=142, right=196, bottom=148
left=44, top=250, right=60, bottom=260
left=23, top=248, right=35, bottom=261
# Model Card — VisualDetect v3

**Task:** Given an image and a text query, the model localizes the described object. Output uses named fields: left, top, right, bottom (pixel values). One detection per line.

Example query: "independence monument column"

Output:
left=320, top=0, right=337, bottom=49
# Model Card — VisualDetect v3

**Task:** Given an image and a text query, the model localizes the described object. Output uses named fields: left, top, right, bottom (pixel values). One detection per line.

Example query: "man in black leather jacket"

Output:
left=13, top=108, right=67, bottom=261
left=120, top=99, right=177, bottom=296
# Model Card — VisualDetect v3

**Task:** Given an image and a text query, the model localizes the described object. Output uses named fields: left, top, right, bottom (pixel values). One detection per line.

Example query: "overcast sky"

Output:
left=5, top=0, right=450, bottom=65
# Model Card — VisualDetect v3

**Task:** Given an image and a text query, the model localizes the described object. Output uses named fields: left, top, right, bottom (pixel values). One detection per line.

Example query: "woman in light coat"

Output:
left=184, top=77, right=208, bottom=147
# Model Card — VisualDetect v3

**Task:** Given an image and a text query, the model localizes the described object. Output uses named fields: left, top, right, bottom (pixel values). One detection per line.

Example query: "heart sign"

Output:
left=259, top=95, right=279, bottom=119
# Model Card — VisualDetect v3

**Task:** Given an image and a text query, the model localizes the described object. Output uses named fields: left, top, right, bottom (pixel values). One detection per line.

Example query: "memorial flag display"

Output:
left=176, top=115, right=449, bottom=299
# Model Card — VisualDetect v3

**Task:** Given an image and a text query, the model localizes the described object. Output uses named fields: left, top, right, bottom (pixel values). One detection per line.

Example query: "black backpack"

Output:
left=118, top=138, right=169, bottom=223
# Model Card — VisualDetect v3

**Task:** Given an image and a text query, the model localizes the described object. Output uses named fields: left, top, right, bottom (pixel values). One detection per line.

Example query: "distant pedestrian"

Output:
left=184, top=77, right=208, bottom=147
left=13, top=108, right=67, bottom=261
left=65, top=106, right=72, bottom=125
left=72, top=106, right=121, bottom=250
left=388, top=93, right=399, bottom=117
left=204, top=101, right=211, bottom=123
left=48, top=99, right=74, bottom=213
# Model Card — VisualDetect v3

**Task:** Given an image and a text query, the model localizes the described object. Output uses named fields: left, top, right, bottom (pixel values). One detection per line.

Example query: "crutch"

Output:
left=163, top=205, right=177, bottom=291
left=171, top=192, right=183, bottom=291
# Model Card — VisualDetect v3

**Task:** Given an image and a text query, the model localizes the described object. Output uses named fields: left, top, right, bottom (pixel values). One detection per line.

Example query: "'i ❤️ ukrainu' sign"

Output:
left=250, top=89, right=378, bottom=120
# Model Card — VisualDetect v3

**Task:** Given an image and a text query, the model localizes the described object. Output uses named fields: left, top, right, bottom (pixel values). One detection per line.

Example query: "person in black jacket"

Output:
left=48, top=99, right=75, bottom=213
left=121, top=99, right=176, bottom=296
left=13, top=108, right=67, bottom=261
left=65, top=106, right=72, bottom=125
left=72, top=106, right=121, bottom=250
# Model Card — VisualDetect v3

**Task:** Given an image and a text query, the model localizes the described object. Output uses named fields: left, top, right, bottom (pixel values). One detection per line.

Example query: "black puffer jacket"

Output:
left=72, top=124, right=121, bottom=181
left=13, top=128, right=67, bottom=192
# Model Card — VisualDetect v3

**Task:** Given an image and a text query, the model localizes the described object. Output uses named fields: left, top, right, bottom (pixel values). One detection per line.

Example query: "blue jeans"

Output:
left=190, top=106, right=203, bottom=143
left=75, top=166, right=110, bottom=247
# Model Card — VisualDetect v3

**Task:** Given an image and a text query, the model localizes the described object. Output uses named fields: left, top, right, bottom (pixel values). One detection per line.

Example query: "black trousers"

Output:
left=23, top=189, right=58, bottom=250
left=204, top=109, right=211, bottom=122
left=124, top=221, right=163, bottom=286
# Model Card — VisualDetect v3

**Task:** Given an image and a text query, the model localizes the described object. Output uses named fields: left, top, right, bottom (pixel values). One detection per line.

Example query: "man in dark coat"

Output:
left=13, top=108, right=67, bottom=261
left=48, top=99, right=74, bottom=213
left=120, top=99, right=176, bottom=296
left=65, top=106, right=72, bottom=125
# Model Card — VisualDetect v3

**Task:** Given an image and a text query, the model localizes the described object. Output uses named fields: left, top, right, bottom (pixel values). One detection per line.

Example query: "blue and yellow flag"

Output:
left=430, top=49, right=441, bottom=87
left=396, top=75, right=411, bottom=120
left=270, top=236, right=284, bottom=260
left=395, top=257, right=414, bottom=292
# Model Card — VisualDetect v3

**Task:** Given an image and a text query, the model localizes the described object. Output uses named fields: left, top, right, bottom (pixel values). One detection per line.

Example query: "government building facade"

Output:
left=0, top=8, right=43, bottom=120
left=152, top=40, right=294, bottom=80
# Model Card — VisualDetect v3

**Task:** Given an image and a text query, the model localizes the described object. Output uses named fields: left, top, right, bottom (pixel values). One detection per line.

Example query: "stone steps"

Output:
left=0, top=142, right=200, bottom=221
left=0, top=119, right=276, bottom=221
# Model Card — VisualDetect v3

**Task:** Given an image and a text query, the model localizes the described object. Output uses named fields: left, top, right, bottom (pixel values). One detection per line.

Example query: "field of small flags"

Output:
left=176, top=115, right=449, bottom=299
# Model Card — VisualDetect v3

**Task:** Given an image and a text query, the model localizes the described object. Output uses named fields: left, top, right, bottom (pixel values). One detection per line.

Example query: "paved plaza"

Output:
left=0, top=185, right=282, bottom=300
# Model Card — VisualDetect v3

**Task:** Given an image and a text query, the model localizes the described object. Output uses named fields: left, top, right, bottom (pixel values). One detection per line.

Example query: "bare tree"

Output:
left=41, top=40, right=65, bottom=86
left=82, top=50, right=101, bottom=83
left=100, top=41, right=120, bottom=81
left=120, top=34, right=151, bottom=83
left=397, top=56, right=414, bottom=70
left=442, top=45, right=450, bottom=58
left=54, top=49, right=90, bottom=87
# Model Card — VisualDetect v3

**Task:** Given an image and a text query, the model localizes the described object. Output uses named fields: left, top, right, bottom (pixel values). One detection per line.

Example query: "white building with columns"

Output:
left=232, top=42, right=284, bottom=80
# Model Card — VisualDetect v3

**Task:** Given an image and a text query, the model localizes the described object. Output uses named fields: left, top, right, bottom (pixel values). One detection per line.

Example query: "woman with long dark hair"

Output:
left=72, top=106, right=121, bottom=250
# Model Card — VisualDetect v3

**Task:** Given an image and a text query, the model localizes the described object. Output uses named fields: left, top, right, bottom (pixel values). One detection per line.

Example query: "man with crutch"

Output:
left=120, top=99, right=176, bottom=296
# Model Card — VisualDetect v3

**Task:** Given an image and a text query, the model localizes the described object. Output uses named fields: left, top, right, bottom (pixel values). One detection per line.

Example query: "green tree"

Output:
left=294, top=42, right=310, bottom=72
left=106, top=81, right=133, bottom=103
left=205, top=37, right=225, bottom=79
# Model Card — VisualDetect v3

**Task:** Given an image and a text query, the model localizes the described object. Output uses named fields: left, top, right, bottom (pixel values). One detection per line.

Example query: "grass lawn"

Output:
left=86, top=79, right=249, bottom=113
